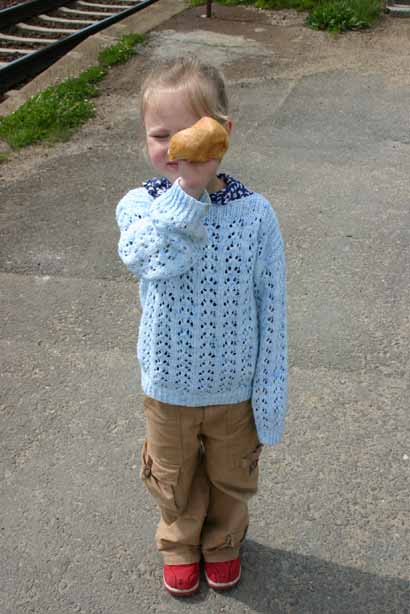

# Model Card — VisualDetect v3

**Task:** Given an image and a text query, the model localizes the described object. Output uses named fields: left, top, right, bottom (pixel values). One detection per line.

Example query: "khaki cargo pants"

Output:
left=140, top=395, right=263, bottom=565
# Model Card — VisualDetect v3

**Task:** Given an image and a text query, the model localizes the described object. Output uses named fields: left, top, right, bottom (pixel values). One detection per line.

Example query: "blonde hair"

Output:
left=141, top=57, right=229, bottom=125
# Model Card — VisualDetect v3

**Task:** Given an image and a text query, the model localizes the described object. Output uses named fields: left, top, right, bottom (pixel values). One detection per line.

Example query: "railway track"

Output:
left=0, top=0, right=158, bottom=96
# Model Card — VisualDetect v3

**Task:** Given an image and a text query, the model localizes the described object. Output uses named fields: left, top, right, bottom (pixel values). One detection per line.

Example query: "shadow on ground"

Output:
left=217, top=540, right=410, bottom=613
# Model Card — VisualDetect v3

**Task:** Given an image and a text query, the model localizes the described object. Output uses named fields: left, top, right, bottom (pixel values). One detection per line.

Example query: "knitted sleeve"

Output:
left=116, top=179, right=210, bottom=280
left=252, top=206, right=288, bottom=445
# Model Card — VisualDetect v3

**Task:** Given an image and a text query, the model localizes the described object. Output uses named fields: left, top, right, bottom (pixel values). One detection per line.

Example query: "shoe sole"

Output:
left=163, top=575, right=200, bottom=597
left=205, top=567, right=241, bottom=591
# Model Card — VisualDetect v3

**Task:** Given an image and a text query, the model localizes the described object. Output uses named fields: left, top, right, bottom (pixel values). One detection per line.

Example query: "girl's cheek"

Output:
left=147, top=143, right=164, bottom=167
left=154, top=142, right=169, bottom=161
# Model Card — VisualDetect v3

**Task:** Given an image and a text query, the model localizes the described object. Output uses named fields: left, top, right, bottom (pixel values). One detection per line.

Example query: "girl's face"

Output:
left=144, top=89, right=214, bottom=184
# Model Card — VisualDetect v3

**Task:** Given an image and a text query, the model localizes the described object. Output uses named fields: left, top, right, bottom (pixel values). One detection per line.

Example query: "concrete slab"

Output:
left=1, top=5, right=410, bottom=613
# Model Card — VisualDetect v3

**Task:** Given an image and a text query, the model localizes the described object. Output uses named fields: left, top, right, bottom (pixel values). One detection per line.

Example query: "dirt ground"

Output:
left=97, top=5, right=410, bottom=102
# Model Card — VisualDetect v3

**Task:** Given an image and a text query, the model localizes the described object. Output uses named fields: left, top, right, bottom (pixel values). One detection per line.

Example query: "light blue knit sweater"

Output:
left=116, top=178, right=288, bottom=445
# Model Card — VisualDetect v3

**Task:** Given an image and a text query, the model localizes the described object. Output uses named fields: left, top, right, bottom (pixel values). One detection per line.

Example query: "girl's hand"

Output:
left=178, top=159, right=220, bottom=200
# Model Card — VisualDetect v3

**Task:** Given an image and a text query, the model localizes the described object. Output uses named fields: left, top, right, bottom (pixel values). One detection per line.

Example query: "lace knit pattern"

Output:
left=116, top=178, right=287, bottom=445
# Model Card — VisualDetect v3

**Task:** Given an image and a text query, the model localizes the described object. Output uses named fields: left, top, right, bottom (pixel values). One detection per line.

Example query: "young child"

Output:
left=116, top=57, right=288, bottom=597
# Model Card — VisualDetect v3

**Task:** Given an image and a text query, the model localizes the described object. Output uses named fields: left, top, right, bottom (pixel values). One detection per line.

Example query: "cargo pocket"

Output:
left=140, top=440, right=181, bottom=515
left=236, top=443, right=263, bottom=499
left=240, top=443, right=264, bottom=475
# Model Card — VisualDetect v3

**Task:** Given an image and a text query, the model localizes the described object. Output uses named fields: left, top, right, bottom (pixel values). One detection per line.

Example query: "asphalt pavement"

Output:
left=1, top=5, right=409, bottom=613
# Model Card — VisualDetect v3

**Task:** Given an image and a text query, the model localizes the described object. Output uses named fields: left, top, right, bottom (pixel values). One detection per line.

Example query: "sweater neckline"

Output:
left=143, top=173, right=253, bottom=205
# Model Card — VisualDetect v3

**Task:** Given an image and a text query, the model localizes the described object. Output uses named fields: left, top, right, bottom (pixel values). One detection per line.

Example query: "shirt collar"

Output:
left=143, top=173, right=252, bottom=205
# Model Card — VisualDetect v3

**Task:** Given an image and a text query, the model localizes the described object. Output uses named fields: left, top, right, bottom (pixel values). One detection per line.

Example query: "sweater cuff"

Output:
left=151, top=178, right=210, bottom=228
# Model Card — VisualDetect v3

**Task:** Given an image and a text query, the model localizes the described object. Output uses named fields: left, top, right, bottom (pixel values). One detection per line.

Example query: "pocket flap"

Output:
left=150, top=458, right=180, bottom=486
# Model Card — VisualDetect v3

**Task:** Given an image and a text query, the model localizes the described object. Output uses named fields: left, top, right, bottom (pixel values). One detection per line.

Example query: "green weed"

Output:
left=306, top=0, right=380, bottom=31
left=98, top=33, right=145, bottom=67
left=0, top=33, right=145, bottom=150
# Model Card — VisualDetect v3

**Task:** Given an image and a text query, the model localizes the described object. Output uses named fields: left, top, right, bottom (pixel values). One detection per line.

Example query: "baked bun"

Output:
left=168, top=116, right=229, bottom=163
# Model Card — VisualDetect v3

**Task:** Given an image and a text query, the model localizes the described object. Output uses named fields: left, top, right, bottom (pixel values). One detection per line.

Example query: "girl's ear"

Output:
left=225, top=119, right=233, bottom=134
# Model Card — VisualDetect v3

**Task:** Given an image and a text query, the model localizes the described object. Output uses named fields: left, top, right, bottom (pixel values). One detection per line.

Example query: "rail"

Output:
left=0, top=0, right=159, bottom=96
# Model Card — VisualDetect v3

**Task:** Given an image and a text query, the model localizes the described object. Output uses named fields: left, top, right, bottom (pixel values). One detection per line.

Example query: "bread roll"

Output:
left=168, top=116, right=229, bottom=163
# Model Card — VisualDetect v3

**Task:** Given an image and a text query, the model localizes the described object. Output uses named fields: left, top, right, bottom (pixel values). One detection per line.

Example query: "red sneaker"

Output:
left=163, top=562, right=200, bottom=597
left=204, top=558, right=241, bottom=590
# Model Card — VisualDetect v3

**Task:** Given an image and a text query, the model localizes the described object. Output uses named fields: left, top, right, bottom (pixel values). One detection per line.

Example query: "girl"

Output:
left=116, top=57, right=288, bottom=597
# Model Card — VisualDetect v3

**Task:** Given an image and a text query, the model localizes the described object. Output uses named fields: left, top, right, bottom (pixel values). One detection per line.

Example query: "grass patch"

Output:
left=98, top=32, right=145, bottom=67
left=306, top=0, right=381, bottom=31
left=190, top=0, right=381, bottom=29
left=0, top=33, right=145, bottom=150
left=0, top=70, right=105, bottom=149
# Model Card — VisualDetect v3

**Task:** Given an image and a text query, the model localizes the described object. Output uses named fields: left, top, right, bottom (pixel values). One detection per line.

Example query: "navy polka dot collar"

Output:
left=143, top=173, right=253, bottom=205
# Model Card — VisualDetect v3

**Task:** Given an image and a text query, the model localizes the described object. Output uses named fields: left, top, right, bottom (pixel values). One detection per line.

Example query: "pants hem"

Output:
left=161, top=551, right=201, bottom=565
left=202, top=547, right=241, bottom=563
